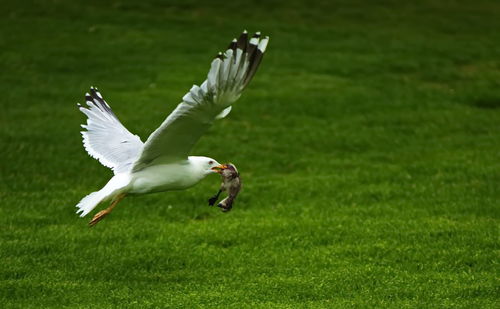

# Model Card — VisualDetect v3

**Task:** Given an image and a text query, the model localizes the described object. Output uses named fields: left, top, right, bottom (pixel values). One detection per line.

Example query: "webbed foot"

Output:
left=89, top=209, right=110, bottom=227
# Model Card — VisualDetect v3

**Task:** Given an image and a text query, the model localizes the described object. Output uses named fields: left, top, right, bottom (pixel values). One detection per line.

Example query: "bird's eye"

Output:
left=208, top=160, right=214, bottom=165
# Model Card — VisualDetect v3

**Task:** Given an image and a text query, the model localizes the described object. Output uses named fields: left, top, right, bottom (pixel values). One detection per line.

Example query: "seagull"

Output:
left=75, top=31, right=269, bottom=226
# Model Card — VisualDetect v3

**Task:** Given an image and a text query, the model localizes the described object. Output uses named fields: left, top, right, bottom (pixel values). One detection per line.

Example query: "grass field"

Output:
left=1, top=0, right=499, bottom=308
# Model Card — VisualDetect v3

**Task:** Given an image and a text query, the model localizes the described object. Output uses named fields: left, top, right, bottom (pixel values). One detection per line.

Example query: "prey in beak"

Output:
left=208, top=163, right=241, bottom=212
left=211, top=164, right=228, bottom=174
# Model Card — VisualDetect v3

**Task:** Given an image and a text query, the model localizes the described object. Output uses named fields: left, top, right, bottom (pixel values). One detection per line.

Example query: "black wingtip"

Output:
left=227, top=39, right=237, bottom=51
left=89, top=87, right=98, bottom=98
left=87, top=87, right=115, bottom=116
left=215, top=51, right=224, bottom=60
left=244, top=48, right=264, bottom=87
left=236, top=31, right=249, bottom=52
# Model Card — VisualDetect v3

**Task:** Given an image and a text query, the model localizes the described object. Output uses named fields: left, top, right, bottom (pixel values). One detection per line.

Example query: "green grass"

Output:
left=1, top=0, right=499, bottom=308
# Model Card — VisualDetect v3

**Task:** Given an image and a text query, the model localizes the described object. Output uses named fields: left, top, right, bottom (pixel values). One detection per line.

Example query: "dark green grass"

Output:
left=1, top=0, right=499, bottom=307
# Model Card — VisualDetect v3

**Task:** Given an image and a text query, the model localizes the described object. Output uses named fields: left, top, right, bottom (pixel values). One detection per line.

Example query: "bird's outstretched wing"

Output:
left=79, top=87, right=143, bottom=174
left=131, top=31, right=269, bottom=171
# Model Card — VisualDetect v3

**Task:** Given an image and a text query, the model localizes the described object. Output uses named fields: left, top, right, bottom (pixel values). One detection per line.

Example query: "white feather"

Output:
left=216, top=106, right=232, bottom=119
left=207, top=58, right=222, bottom=90
left=258, top=37, right=269, bottom=52
left=79, top=91, right=144, bottom=174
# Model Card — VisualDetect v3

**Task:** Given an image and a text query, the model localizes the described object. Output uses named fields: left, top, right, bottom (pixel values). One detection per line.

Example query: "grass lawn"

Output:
left=1, top=0, right=499, bottom=307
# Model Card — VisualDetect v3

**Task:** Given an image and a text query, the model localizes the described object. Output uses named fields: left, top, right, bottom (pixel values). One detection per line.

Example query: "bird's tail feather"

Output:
left=75, top=190, right=106, bottom=217
left=75, top=174, right=129, bottom=217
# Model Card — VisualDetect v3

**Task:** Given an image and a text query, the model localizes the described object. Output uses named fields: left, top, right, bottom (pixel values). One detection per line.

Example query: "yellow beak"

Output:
left=211, top=164, right=228, bottom=173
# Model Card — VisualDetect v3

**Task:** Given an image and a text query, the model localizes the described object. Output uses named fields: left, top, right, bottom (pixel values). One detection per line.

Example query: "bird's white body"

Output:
left=76, top=156, right=217, bottom=216
left=128, top=156, right=213, bottom=194
left=74, top=31, right=269, bottom=221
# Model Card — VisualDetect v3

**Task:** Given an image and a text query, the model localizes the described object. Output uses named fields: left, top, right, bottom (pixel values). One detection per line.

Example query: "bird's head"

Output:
left=188, top=156, right=223, bottom=176
left=189, top=156, right=235, bottom=176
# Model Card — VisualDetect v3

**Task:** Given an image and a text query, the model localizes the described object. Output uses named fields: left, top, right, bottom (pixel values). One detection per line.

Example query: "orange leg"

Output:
left=89, top=194, right=126, bottom=227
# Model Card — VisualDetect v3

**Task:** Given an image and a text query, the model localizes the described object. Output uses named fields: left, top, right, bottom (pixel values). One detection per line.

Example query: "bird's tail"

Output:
left=75, top=175, right=129, bottom=217
left=75, top=190, right=107, bottom=217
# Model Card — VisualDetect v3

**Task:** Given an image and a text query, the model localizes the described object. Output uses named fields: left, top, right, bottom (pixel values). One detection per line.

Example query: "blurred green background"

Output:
left=1, top=0, right=499, bottom=308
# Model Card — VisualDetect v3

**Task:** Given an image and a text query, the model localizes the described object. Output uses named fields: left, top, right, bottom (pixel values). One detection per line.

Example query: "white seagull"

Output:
left=75, top=31, right=269, bottom=226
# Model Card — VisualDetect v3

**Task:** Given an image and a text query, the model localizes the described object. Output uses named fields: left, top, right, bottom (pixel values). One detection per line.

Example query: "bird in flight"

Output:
left=75, top=31, right=269, bottom=226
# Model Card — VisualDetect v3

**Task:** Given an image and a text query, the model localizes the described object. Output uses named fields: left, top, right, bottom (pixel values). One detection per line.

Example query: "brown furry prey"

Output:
left=209, top=164, right=241, bottom=212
